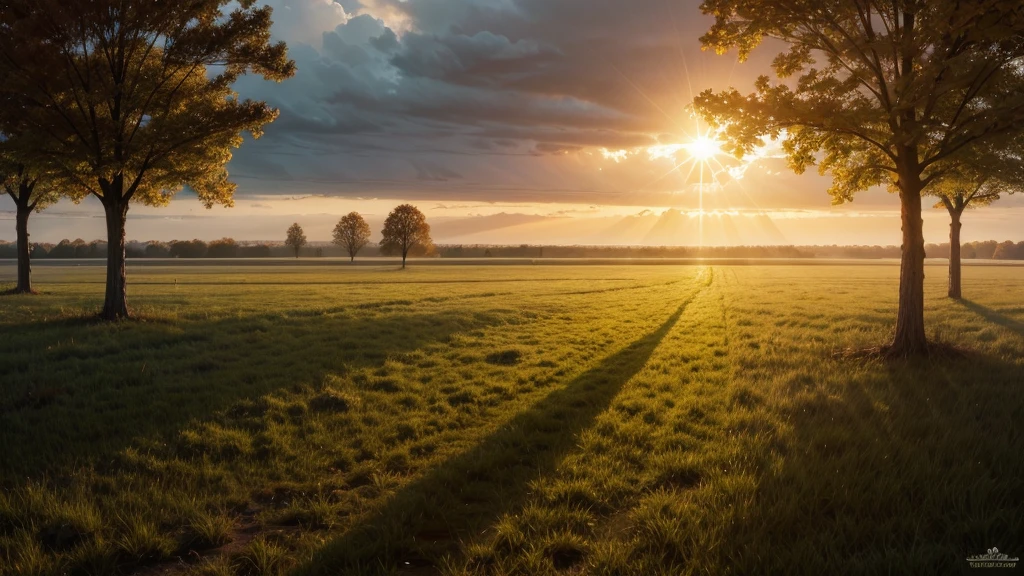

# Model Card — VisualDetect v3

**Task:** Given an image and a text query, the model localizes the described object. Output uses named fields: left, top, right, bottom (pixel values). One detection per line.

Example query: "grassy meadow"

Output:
left=0, top=262, right=1022, bottom=575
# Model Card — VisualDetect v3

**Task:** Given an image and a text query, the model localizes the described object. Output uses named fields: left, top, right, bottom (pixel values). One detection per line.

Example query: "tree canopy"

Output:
left=286, top=223, right=307, bottom=258
left=694, top=0, right=1024, bottom=355
left=926, top=137, right=1023, bottom=298
left=333, top=212, right=372, bottom=262
left=380, top=205, right=433, bottom=268
left=696, top=1, right=1024, bottom=198
left=0, top=113, right=71, bottom=293
left=0, top=0, right=295, bottom=317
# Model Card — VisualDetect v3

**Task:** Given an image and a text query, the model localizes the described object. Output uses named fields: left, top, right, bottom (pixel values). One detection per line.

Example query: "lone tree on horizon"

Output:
left=333, top=212, right=372, bottom=262
left=0, top=0, right=295, bottom=319
left=380, top=204, right=433, bottom=269
left=695, top=0, right=1024, bottom=356
left=285, top=223, right=307, bottom=258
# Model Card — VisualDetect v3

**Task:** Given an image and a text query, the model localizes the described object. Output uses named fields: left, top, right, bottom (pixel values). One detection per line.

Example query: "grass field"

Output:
left=1, top=263, right=1022, bottom=575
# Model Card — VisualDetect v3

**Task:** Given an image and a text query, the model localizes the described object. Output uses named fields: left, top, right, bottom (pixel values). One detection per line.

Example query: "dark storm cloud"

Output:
left=391, top=31, right=559, bottom=86
left=230, top=0, right=779, bottom=203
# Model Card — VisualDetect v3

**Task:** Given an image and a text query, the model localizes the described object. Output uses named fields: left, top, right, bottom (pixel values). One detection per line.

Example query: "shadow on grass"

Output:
left=297, top=300, right=689, bottom=575
left=961, top=300, right=1024, bottom=337
left=723, top=350, right=1024, bottom=575
left=0, top=308, right=505, bottom=481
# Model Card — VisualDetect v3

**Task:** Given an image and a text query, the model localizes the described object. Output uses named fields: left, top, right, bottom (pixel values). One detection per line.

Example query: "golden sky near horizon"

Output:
left=1, top=0, right=1022, bottom=245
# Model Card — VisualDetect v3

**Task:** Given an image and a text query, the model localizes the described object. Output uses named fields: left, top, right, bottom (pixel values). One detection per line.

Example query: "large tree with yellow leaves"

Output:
left=695, top=0, right=1024, bottom=355
left=0, top=0, right=295, bottom=318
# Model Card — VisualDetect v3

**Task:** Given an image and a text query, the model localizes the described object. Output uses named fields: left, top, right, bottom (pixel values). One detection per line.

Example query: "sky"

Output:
left=1, top=0, right=1022, bottom=246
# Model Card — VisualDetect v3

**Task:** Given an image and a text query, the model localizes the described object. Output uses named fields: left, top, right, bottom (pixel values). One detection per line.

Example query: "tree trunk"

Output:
left=948, top=210, right=962, bottom=299
left=890, top=172, right=928, bottom=355
left=14, top=205, right=32, bottom=294
left=350, top=253, right=355, bottom=262
left=401, top=250, right=407, bottom=269
left=101, top=200, right=130, bottom=320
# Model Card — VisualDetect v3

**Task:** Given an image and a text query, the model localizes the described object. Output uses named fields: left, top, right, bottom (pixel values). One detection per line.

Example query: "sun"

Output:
left=684, top=135, right=722, bottom=161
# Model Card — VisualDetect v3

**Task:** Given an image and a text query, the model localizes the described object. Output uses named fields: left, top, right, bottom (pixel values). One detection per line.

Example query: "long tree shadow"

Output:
left=961, top=299, right=1024, bottom=337
left=297, top=299, right=690, bottom=575
left=721, top=350, right=1024, bottom=575
left=0, top=308, right=505, bottom=481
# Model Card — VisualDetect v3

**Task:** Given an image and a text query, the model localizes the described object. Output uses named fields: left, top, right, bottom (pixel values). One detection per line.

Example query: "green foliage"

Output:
left=0, top=162, right=62, bottom=214
left=0, top=0, right=295, bottom=315
left=233, top=537, right=290, bottom=576
left=380, top=204, right=434, bottom=262
left=694, top=0, right=1024, bottom=203
left=0, top=0, right=295, bottom=209
left=184, top=510, right=234, bottom=550
left=332, top=212, right=372, bottom=260
left=694, top=0, right=1024, bottom=351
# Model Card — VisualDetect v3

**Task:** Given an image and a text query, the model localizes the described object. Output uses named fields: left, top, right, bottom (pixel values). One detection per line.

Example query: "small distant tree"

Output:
left=286, top=223, right=307, bottom=258
left=333, top=212, right=372, bottom=262
left=380, top=204, right=433, bottom=269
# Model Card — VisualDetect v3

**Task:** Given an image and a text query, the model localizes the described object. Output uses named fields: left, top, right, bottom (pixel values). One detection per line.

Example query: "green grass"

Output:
left=0, top=263, right=1022, bottom=575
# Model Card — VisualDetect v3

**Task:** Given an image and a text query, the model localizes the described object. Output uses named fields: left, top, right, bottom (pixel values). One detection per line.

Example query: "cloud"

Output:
left=412, top=161, right=463, bottom=181
left=262, top=0, right=351, bottom=48
left=218, top=0, right=943, bottom=219
left=229, top=0, right=757, bottom=204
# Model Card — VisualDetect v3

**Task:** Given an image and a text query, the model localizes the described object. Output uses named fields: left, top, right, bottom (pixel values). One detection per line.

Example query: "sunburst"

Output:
left=683, top=135, right=722, bottom=162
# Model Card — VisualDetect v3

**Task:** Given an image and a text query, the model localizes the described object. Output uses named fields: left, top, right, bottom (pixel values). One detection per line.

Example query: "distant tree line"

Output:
left=7, top=239, right=1024, bottom=261
left=0, top=238, right=274, bottom=259
left=440, top=242, right=1024, bottom=260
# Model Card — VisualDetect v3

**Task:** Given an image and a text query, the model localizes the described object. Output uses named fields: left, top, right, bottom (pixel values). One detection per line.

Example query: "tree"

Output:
left=380, top=204, right=433, bottom=269
left=144, top=242, right=170, bottom=258
left=992, top=241, right=1017, bottom=260
left=286, top=223, right=307, bottom=258
left=974, top=241, right=999, bottom=260
left=0, top=163, right=59, bottom=294
left=168, top=239, right=208, bottom=258
left=332, top=212, right=372, bottom=262
left=0, top=1, right=295, bottom=319
left=0, top=99, right=72, bottom=294
left=929, top=160, right=1020, bottom=298
left=240, top=243, right=271, bottom=258
left=207, top=237, right=239, bottom=258
left=695, top=1, right=1024, bottom=355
